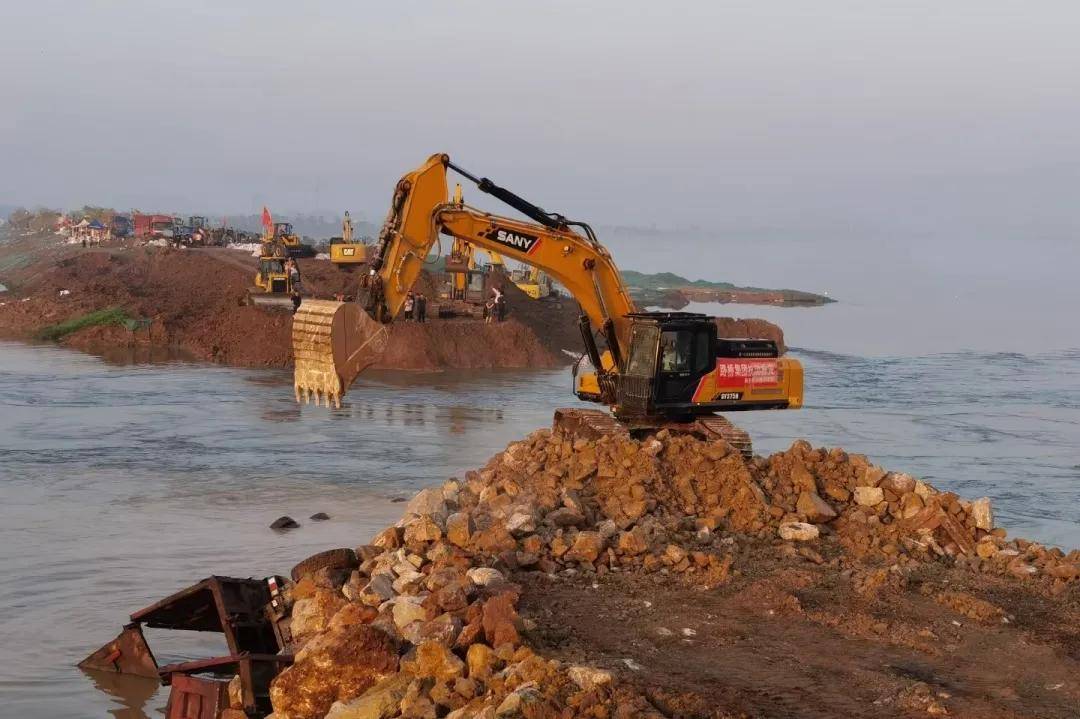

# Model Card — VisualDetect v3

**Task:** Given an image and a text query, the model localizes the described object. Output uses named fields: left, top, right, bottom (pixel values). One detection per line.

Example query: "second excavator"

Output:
left=292, top=154, right=803, bottom=454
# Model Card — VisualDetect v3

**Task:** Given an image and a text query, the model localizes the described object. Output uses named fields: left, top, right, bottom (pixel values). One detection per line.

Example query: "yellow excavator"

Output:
left=329, top=211, right=368, bottom=269
left=291, top=154, right=802, bottom=452
left=444, top=236, right=502, bottom=304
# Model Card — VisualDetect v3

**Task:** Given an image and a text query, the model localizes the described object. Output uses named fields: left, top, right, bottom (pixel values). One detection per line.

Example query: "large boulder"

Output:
left=324, top=674, right=410, bottom=719
left=270, top=625, right=399, bottom=719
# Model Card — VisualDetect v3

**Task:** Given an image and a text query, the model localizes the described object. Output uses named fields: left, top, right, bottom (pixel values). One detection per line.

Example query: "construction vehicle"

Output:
left=267, top=221, right=301, bottom=255
left=291, top=154, right=803, bottom=453
left=329, top=211, right=367, bottom=269
left=132, top=213, right=175, bottom=240
left=443, top=237, right=501, bottom=305
left=509, top=264, right=554, bottom=299
left=443, top=183, right=502, bottom=306
left=248, top=243, right=298, bottom=309
left=263, top=220, right=316, bottom=258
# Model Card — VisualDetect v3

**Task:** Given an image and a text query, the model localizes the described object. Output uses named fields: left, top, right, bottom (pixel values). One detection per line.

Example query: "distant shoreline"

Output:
left=623, top=270, right=834, bottom=310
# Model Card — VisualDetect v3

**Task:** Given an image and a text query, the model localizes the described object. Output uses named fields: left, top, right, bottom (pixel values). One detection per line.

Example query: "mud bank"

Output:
left=0, top=238, right=788, bottom=370
left=0, top=242, right=579, bottom=370
left=255, top=430, right=1077, bottom=719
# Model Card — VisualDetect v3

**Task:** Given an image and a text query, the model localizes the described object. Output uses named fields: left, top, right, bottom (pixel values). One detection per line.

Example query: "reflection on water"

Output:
left=80, top=670, right=159, bottom=719
left=1, top=340, right=1079, bottom=717
left=63, top=340, right=198, bottom=367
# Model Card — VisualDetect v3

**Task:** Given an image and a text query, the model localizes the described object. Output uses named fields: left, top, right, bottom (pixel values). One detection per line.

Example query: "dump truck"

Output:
left=133, top=213, right=175, bottom=240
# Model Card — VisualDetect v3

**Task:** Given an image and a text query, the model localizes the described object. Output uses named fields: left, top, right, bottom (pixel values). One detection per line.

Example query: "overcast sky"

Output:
left=3, top=1, right=1079, bottom=288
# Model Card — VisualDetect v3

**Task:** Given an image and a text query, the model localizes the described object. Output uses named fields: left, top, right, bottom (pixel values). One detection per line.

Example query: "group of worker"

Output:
left=403, top=291, right=428, bottom=322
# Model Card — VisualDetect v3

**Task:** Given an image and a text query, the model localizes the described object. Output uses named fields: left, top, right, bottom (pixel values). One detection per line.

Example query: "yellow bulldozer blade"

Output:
left=291, top=300, right=390, bottom=408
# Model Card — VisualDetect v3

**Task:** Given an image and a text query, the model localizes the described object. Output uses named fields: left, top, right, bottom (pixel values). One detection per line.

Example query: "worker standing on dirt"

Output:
left=286, top=259, right=302, bottom=294
left=417, top=293, right=427, bottom=323
left=403, top=292, right=415, bottom=321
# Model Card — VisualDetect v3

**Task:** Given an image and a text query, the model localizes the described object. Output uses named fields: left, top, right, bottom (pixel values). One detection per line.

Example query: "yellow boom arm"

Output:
left=368, top=154, right=635, bottom=350
left=292, top=153, right=636, bottom=405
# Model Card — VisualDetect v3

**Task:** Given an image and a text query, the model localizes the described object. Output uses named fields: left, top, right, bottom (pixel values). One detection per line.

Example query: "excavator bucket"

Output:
left=291, top=300, right=390, bottom=407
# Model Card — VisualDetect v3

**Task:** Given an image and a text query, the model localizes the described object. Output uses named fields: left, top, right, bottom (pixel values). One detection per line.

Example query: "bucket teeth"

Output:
left=292, top=299, right=347, bottom=408
left=292, top=298, right=387, bottom=408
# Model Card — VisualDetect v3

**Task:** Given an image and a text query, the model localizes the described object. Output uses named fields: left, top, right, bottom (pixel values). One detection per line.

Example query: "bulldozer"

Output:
left=329, top=211, right=367, bottom=269
left=509, top=264, right=553, bottom=299
left=248, top=243, right=298, bottom=309
left=292, top=154, right=803, bottom=454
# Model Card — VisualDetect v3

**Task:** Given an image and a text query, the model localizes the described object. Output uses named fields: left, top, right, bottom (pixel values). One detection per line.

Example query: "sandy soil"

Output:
left=519, top=558, right=1080, bottom=718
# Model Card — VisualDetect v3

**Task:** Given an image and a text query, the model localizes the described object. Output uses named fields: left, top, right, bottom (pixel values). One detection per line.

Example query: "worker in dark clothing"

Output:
left=416, top=293, right=427, bottom=323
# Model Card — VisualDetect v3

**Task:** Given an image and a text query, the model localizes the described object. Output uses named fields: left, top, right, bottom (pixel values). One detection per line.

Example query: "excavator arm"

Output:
left=293, top=153, right=635, bottom=406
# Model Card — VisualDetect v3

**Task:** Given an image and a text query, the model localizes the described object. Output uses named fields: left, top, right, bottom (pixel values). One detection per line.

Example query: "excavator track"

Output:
left=552, top=408, right=754, bottom=460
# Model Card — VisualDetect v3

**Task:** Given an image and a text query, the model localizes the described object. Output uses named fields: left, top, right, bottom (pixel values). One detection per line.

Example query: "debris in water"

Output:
left=270, top=516, right=300, bottom=530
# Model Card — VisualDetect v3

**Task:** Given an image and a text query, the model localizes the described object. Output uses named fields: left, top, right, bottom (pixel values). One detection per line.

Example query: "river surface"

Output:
left=1, top=328, right=1079, bottom=717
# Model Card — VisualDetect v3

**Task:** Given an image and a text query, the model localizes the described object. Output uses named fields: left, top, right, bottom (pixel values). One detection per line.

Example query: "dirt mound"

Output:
left=0, top=246, right=573, bottom=370
left=263, top=430, right=1080, bottom=719
left=714, top=316, right=786, bottom=353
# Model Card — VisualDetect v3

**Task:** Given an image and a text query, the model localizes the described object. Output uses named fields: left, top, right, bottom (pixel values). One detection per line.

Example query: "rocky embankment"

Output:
left=0, top=237, right=790, bottom=370
left=265, top=430, right=1080, bottom=719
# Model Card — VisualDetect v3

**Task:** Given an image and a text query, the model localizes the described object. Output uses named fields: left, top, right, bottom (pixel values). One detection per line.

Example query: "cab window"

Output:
left=660, top=330, right=692, bottom=372
left=660, top=329, right=713, bottom=373
left=625, top=325, right=659, bottom=376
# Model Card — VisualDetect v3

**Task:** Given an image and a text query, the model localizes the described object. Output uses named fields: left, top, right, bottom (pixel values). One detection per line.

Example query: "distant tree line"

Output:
left=5, top=207, right=63, bottom=234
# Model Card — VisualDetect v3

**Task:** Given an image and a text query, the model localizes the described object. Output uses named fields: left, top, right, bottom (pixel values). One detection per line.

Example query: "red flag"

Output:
left=261, top=206, right=272, bottom=229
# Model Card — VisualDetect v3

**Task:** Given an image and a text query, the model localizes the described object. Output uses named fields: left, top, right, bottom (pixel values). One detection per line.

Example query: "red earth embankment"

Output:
left=0, top=238, right=788, bottom=369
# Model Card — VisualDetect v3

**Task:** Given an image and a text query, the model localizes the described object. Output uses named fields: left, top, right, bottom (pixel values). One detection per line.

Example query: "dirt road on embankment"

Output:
left=0, top=234, right=787, bottom=370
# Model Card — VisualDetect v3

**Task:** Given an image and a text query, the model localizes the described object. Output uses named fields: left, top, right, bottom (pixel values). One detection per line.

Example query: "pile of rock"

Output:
left=266, top=428, right=1079, bottom=718
left=756, top=440, right=1080, bottom=591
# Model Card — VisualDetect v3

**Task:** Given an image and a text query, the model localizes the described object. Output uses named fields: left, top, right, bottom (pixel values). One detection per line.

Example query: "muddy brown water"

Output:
left=1, top=338, right=1078, bottom=717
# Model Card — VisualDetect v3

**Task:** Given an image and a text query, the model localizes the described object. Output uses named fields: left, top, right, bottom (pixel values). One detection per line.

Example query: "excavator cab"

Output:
left=576, top=312, right=802, bottom=420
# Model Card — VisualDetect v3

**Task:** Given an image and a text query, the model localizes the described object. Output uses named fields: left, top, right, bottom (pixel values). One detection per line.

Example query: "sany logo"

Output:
left=492, top=228, right=540, bottom=254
